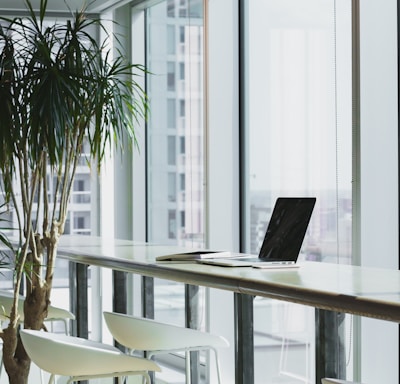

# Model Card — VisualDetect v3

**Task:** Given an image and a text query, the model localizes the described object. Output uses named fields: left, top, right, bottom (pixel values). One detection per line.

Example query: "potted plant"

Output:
left=0, top=0, right=147, bottom=382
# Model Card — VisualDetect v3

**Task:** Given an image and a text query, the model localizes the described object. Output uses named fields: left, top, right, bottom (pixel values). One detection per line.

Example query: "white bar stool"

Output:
left=20, top=329, right=161, bottom=384
left=0, top=290, right=75, bottom=330
left=104, top=311, right=229, bottom=384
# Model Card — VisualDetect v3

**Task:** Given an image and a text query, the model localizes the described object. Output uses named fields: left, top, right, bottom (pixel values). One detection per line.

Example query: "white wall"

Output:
left=360, top=0, right=399, bottom=383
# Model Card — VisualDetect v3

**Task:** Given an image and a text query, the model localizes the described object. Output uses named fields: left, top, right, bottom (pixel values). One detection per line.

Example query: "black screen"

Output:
left=259, top=197, right=316, bottom=261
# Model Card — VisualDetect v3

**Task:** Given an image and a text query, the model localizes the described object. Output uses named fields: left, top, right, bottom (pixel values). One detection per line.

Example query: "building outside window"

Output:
left=145, top=1, right=207, bottom=380
left=146, top=0, right=205, bottom=250
left=143, top=0, right=353, bottom=381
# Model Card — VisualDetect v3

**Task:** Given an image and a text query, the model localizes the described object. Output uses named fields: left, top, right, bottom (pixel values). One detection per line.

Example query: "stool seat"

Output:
left=104, top=311, right=229, bottom=384
left=20, top=329, right=161, bottom=384
left=104, top=311, right=228, bottom=351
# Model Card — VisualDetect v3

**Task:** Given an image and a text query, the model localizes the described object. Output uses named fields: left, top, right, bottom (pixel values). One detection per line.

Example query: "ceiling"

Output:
left=0, top=0, right=127, bottom=14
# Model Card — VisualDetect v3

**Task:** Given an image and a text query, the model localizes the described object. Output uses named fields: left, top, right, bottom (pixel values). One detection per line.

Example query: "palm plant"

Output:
left=0, top=0, right=146, bottom=382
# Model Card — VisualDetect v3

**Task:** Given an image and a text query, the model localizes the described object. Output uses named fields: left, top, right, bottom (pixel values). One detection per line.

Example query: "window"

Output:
left=167, top=25, right=176, bottom=54
left=179, top=62, right=185, bottom=80
left=179, top=173, right=185, bottom=190
left=167, top=61, right=176, bottom=91
left=179, top=26, right=185, bottom=43
left=167, top=135, right=177, bottom=165
left=167, top=0, right=175, bottom=17
left=75, top=216, right=85, bottom=229
left=243, top=1, right=352, bottom=382
left=167, top=99, right=176, bottom=128
left=75, top=180, right=84, bottom=192
left=243, top=0, right=352, bottom=263
left=146, top=11, right=206, bottom=381
left=72, top=175, right=91, bottom=204
left=168, top=210, right=177, bottom=239
left=179, top=99, right=185, bottom=117
left=147, top=0, right=204, bottom=249
left=168, top=172, right=177, bottom=202
left=135, top=0, right=399, bottom=382
left=179, top=136, right=185, bottom=154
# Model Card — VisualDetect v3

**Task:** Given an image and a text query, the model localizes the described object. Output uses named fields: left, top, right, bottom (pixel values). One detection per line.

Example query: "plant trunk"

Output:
left=2, top=231, right=57, bottom=384
left=2, top=326, right=30, bottom=384
left=2, top=286, right=50, bottom=384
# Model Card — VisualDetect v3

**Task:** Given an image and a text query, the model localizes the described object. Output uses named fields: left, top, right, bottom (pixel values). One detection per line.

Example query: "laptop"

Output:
left=198, top=197, right=316, bottom=268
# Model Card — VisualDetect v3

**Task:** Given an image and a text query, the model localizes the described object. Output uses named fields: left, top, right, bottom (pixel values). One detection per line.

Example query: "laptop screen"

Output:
left=258, top=197, right=316, bottom=262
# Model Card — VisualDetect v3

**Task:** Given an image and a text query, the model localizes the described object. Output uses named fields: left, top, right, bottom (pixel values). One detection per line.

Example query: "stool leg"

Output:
left=146, top=352, right=156, bottom=384
left=212, top=348, right=223, bottom=384
left=143, top=372, right=151, bottom=384
left=185, top=351, right=191, bottom=384
left=40, top=366, right=44, bottom=384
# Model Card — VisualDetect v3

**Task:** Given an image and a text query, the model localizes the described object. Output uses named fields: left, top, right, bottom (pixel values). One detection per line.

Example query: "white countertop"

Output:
left=58, top=235, right=400, bottom=322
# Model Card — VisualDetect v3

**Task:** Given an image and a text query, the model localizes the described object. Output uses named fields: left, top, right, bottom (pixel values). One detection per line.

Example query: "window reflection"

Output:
left=147, top=0, right=204, bottom=248
left=244, top=1, right=352, bottom=383
left=146, top=4, right=206, bottom=367
left=244, top=0, right=352, bottom=264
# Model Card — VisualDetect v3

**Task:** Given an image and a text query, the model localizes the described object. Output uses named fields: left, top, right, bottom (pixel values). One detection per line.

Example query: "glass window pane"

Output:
left=167, top=61, right=176, bottom=91
left=168, top=135, right=177, bottom=165
left=243, top=1, right=352, bottom=383
left=168, top=172, right=177, bottom=202
left=146, top=0, right=205, bottom=352
left=168, top=210, right=177, bottom=239
left=244, top=0, right=352, bottom=263
left=167, top=0, right=175, bottom=17
left=147, top=0, right=204, bottom=248
left=167, top=25, right=176, bottom=54
left=167, top=99, right=176, bottom=128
